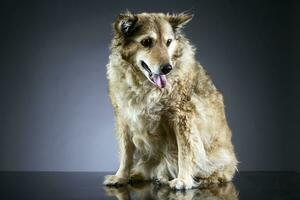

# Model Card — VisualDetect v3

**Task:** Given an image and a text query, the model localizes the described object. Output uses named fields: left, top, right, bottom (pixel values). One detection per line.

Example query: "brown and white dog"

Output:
left=104, top=12, right=238, bottom=190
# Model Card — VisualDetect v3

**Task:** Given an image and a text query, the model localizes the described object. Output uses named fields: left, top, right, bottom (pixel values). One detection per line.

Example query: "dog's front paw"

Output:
left=103, top=175, right=128, bottom=187
left=169, top=178, right=194, bottom=190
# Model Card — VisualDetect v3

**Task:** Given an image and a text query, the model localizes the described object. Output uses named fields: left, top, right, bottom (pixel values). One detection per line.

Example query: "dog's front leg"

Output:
left=104, top=116, right=134, bottom=186
left=169, top=114, right=197, bottom=190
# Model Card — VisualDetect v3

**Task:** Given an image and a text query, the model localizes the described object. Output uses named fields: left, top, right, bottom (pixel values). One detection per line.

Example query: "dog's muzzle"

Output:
left=141, top=61, right=168, bottom=89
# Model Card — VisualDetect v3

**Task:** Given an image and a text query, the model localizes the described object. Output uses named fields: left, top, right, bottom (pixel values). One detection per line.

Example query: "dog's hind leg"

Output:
left=198, top=160, right=237, bottom=186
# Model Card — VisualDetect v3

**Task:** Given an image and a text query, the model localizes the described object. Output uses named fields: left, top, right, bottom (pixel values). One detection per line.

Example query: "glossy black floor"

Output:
left=1, top=172, right=299, bottom=200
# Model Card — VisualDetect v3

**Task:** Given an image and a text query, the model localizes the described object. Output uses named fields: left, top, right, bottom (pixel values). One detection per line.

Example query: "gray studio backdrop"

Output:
left=0, top=0, right=299, bottom=172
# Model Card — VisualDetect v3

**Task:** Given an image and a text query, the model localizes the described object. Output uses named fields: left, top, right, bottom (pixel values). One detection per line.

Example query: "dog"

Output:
left=104, top=12, right=238, bottom=190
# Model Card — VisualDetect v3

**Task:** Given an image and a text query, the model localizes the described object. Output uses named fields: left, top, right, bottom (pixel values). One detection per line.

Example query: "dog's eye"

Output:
left=141, top=38, right=152, bottom=48
left=166, top=39, right=172, bottom=47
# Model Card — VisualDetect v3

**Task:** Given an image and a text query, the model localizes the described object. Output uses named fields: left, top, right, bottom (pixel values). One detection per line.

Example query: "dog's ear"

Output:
left=166, top=12, right=193, bottom=31
left=114, top=11, right=138, bottom=37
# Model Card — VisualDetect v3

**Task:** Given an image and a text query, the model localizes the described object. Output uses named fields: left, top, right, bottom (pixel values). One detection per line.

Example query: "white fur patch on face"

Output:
left=162, top=22, right=175, bottom=42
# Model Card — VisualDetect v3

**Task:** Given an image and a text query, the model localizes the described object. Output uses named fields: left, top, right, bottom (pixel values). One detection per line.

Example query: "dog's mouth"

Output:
left=141, top=61, right=167, bottom=89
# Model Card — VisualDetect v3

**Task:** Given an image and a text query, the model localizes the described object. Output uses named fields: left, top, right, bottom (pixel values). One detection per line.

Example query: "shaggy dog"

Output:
left=104, top=12, right=238, bottom=190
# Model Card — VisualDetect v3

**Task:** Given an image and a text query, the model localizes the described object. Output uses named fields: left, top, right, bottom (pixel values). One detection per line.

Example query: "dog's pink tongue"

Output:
left=153, top=74, right=167, bottom=89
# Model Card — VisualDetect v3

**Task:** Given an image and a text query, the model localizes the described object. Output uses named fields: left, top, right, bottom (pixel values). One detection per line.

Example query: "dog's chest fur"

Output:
left=109, top=69, right=176, bottom=155
left=117, top=84, right=165, bottom=135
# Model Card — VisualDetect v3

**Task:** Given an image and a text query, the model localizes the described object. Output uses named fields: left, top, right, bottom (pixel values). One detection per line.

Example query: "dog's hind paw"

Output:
left=103, top=175, right=128, bottom=187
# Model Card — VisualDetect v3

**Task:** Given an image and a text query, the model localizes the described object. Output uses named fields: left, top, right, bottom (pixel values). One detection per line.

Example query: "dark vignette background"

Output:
left=0, top=0, right=299, bottom=172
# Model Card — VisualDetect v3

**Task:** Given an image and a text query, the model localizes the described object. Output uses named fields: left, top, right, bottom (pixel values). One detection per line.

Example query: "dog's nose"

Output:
left=160, top=64, right=172, bottom=75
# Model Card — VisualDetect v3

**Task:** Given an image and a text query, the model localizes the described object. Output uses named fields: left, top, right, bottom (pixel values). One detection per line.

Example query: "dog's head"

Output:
left=113, top=12, right=193, bottom=89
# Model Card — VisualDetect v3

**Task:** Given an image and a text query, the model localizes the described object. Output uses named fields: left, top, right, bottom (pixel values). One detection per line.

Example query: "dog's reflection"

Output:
left=104, top=182, right=238, bottom=200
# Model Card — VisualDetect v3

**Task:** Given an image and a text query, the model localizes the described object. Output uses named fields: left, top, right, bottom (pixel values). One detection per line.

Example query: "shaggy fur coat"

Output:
left=104, top=12, right=238, bottom=190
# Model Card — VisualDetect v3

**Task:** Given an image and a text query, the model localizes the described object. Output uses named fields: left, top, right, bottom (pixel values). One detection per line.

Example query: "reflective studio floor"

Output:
left=1, top=172, right=299, bottom=200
